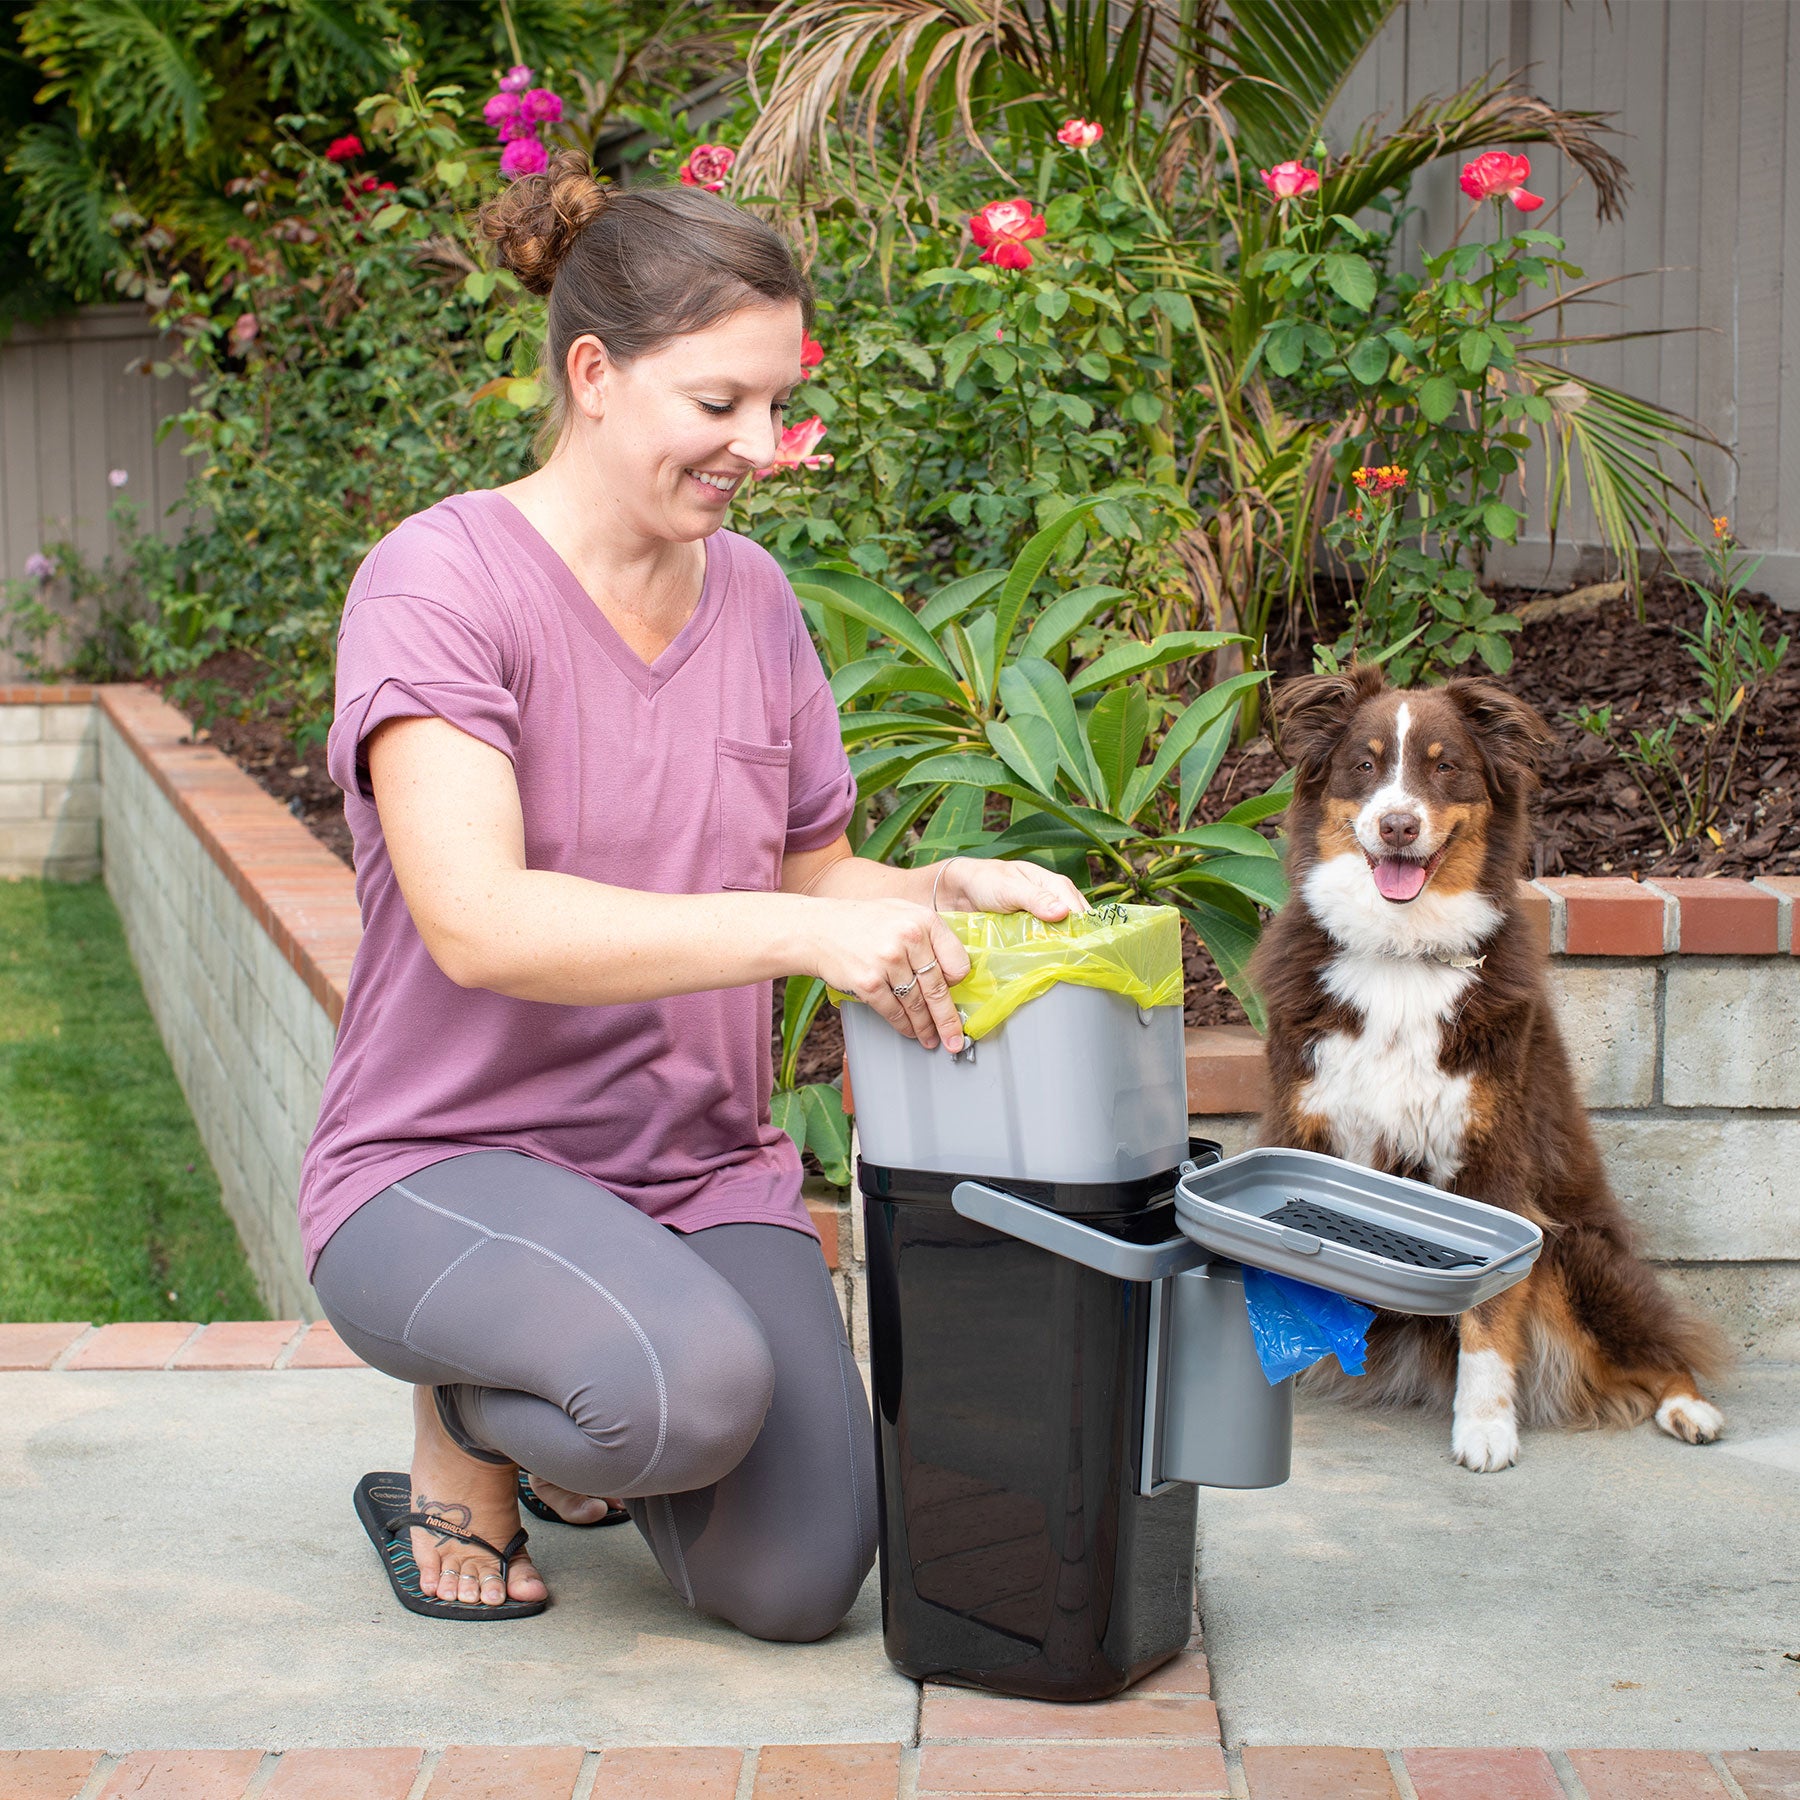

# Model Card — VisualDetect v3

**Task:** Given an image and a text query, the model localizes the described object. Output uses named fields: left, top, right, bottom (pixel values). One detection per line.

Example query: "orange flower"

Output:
left=1712, top=515, right=1729, bottom=539
left=1350, top=464, right=1408, bottom=495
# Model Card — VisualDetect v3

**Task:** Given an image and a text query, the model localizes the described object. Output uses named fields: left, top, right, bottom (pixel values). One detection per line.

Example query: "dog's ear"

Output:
left=1444, top=677, right=1556, bottom=794
left=1274, top=663, right=1385, bottom=783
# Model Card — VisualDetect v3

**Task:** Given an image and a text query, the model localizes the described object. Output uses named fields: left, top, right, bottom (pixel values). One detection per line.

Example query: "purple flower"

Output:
left=24, top=551, right=56, bottom=581
left=483, top=91, right=522, bottom=130
left=108, top=468, right=128, bottom=487
left=499, top=136, right=549, bottom=180
left=499, top=64, right=533, bottom=93
left=494, top=117, right=534, bottom=143
left=520, top=87, right=562, bottom=126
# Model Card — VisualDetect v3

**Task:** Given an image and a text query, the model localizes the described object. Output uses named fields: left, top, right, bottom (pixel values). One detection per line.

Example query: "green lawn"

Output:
left=0, top=879, right=265, bottom=1322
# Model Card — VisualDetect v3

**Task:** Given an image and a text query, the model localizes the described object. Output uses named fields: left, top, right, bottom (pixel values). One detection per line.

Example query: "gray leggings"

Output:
left=310, top=1150, right=877, bottom=1642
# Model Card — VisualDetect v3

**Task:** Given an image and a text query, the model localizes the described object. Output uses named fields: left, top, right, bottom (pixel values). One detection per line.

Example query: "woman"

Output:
left=300, top=151, right=1085, bottom=1639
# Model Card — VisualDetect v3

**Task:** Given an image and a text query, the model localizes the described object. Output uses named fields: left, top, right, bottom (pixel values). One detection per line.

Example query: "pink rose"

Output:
left=520, top=87, right=562, bottom=126
left=678, top=143, right=736, bottom=191
left=24, top=551, right=56, bottom=581
left=108, top=467, right=129, bottom=487
left=754, top=416, right=832, bottom=477
left=1056, top=117, right=1103, bottom=150
left=500, top=136, right=549, bottom=179
left=1459, top=151, right=1544, bottom=211
left=483, top=91, right=522, bottom=130
left=324, top=134, right=362, bottom=163
left=1259, top=161, right=1320, bottom=200
left=229, top=314, right=258, bottom=349
left=968, top=197, right=1048, bottom=271
left=499, top=64, right=533, bottom=93
left=800, top=334, right=825, bottom=370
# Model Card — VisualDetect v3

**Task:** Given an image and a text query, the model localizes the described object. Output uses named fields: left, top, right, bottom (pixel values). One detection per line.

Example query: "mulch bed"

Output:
left=164, top=570, right=1798, bottom=1045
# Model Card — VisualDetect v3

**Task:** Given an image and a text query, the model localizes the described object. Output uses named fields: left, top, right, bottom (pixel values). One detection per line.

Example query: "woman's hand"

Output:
left=808, top=899, right=973, bottom=1053
left=939, top=856, right=1089, bottom=923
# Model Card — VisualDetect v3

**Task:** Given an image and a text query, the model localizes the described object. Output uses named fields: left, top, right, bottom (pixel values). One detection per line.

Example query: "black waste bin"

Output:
left=861, top=1163, right=1200, bottom=1700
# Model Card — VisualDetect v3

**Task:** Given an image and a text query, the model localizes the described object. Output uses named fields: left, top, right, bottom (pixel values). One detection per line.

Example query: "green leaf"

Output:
left=1175, top=853, right=1289, bottom=910
left=1459, top=329, right=1493, bottom=374
left=1084, top=684, right=1151, bottom=811
left=1264, top=323, right=1304, bottom=379
left=917, top=569, right=1006, bottom=632
left=770, top=1088, right=805, bottom=1156
left=1167, top=894, right=1267, bottom=1033
left=1068, top=632, right=1237, bottom=696
left=989, top=498, right=1106, bottom=687
left=1122, top=390, right=1166, bottom=423
left=1077, top=351, right=1112, bottom=380
left=1151, top=289, right=1199, bottom=333
left=1322, top=251, right=1377, bottom=312
left=1043, top=192, right=1084, bottom=234
left=892, top=342, right=937, bottom=383
left=1123, top=672, right=1266, bottom=822
left=792, top=572, right=958, bottom=678
left=777, top=976, right=827, bottom=1088
left=1482, top=500, right=1520, bottom=542
left=435, top=159, right=468, bottom=187
left=1418, top=374, right=1460, bottom=424
left=985, top=714, right=1062, bottom=796
left=1000, top=658, right=1105, bottom=801
left=981, top=345, right=1017, bottom=383
left=1346, top=337, right=1390, bottom=385
left=856, top=786, right=940, bottom=860
left=369, top=202, right=409, bottom=232
left=798, top=1085, right=852, bottom=1186
left=1154, top=822, right=1280, bottom=858
left=1219, top=766, right=1295, bottom=827
left=1020, top=585, right=1128, bottom=660
left=1180, top=712, right=1237, bottom=828
left=1034, top=287, right=1070, bottom=321
left=898, top=752, right=1013, bottom=790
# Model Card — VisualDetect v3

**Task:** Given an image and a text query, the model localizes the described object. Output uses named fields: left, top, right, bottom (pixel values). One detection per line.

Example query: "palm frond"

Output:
left=1326, top=77, right=1629, bottom=224
left=737, top=0, right=1185, bottom=196
left=22, top=0, right=222, bottom=155
left=4, top=114, right=123, bottom=298
left=1213, top=0, right=1397, bottom=172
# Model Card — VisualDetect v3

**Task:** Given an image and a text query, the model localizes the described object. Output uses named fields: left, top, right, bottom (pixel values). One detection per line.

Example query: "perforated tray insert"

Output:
left=1263, top=1199, right=1484, bottom=1270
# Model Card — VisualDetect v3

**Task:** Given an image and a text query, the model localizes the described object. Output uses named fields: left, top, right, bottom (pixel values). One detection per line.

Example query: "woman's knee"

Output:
left=641, top=1305, right=776, bottom=1495
left=703, top=1540, right=873, bottom=1643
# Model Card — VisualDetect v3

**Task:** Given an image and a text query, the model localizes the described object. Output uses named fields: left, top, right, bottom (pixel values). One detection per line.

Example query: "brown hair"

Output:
left=477, top=149, right=815, bottom=460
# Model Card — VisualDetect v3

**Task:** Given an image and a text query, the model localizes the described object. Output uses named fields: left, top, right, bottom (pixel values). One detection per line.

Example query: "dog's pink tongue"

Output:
left=1373, top=856, right=1430, bottom=902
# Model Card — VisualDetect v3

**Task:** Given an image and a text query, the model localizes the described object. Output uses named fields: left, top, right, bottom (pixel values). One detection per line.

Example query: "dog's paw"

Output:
left=1655, top=1393, right=1724, bottom=1444
left=1451, top=1411, right=1520, bottom=1472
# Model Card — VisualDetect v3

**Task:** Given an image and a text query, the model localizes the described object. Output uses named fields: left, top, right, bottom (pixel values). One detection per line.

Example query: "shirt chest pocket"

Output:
left=716, top=737, right=792, bottom=890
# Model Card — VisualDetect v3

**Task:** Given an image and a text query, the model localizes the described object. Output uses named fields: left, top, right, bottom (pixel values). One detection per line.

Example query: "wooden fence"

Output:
left=1329, top=0, right=1799, bottom=604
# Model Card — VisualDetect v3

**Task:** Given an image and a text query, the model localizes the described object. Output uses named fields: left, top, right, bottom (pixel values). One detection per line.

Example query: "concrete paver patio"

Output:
left=2, top=1329, right=1796, bottom=1798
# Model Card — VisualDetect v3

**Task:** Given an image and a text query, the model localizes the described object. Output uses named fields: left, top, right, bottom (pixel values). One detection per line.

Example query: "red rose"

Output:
left=325, top=134, right=363, bottom=164
left=1259, top=161, right=1320, bottom=201
left=1459, top=151, right=1544, bottom=212
left=678, top=144, right=736, bottom=192
left=968, top=198, right=1048, bottom=271
left=800, top=334, right=825, bottom=370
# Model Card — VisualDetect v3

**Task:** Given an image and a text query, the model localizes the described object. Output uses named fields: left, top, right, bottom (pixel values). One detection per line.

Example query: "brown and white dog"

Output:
left=1251, top=663, right=1724, bottom=1472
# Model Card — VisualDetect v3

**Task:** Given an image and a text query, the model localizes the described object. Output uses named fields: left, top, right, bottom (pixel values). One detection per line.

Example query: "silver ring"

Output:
left=891, top=960, right=936, bottom=1000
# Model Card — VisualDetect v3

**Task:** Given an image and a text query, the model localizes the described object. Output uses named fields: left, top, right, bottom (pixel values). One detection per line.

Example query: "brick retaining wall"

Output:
left=2, top=684, right=1795, bottom=1353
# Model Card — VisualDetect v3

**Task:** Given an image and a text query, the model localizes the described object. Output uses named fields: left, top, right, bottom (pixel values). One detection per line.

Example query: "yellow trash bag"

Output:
left=836, top=902, right=1184, bottom=1041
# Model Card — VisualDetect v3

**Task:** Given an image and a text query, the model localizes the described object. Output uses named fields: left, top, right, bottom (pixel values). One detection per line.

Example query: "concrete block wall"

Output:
left=1185, top=877, right=1800, bottom=1359
left=95, top=687, right=360, bottom=1319
left=0, top=686, right=102, bottom=878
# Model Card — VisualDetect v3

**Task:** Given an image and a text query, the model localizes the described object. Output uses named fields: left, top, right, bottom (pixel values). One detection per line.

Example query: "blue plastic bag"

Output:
left=1241, top=1268, right=1375, bottom=1385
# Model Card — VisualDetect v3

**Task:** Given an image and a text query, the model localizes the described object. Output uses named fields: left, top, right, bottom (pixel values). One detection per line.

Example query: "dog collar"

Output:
left=1425, top=948, right=1486, bottom=971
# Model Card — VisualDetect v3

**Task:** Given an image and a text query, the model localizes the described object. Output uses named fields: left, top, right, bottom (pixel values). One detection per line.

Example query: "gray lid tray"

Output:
left=1173, top=1147, right=1543, bottom=1315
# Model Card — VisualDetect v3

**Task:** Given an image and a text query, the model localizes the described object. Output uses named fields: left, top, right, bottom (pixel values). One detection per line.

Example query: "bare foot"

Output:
left=528, top=1475, right=626, bottom=1525
left=409, top=1385, right=548, bottom=1607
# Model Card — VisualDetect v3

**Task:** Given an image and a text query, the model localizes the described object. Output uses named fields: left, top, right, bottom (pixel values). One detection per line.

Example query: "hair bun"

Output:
left=476, top=149, right=609, bottom=296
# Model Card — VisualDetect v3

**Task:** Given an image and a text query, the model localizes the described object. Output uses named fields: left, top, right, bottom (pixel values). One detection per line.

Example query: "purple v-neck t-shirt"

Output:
left=296, top=490, right=855, bottom=1276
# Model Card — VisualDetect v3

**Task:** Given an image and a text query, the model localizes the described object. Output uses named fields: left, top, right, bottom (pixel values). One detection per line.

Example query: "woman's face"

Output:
left=571, top=299, right=805, bottom=542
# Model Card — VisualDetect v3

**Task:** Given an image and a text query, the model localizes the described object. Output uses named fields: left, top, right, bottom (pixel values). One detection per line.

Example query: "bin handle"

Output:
left=951, top=1181, right=1208, bottom=1283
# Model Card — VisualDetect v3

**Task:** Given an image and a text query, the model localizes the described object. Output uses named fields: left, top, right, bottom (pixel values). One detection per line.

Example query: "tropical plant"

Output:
left=770, top=978, right=852, bottom=1187
left=792, top=501, right=1291, bottom=1024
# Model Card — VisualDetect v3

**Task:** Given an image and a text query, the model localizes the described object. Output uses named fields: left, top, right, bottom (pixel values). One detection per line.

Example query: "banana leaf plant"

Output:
left=770, top=974, right=852, bottom=1188
left=793, top=499, right=1293, bottom=1028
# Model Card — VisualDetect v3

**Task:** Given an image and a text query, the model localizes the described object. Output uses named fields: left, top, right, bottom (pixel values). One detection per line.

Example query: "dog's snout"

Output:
left=1378, top=809, right=1420, bottom=849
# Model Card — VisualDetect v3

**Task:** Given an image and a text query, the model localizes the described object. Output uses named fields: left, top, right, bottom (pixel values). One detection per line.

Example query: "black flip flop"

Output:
left=354, top=1471, right=547, bottom=1620
left=517, top=1468, right=630, bottom=1529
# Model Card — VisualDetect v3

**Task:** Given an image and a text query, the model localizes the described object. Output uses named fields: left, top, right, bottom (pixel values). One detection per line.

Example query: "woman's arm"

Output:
left=370, top=714, right=1074, bottom=1051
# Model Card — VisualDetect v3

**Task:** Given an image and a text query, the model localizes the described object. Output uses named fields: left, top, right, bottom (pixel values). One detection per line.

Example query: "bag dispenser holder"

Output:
left=952, top=1168, right=1295, bottom=1494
